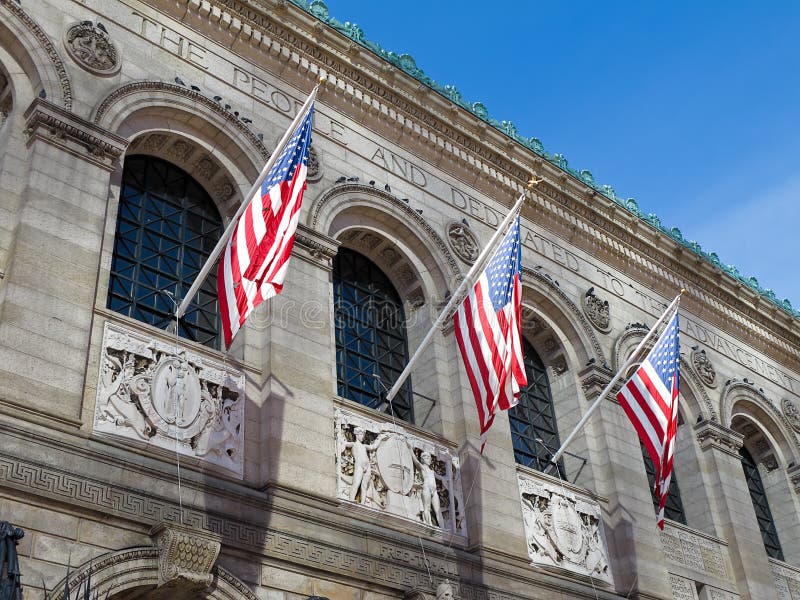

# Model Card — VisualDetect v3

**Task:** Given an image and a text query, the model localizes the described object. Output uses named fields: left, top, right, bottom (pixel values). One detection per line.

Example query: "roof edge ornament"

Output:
left=290, top=0, right=799, bottom=320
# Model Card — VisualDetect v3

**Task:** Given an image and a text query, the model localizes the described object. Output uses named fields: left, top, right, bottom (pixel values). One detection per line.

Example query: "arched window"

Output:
left=509, top=340, right=564, bottom=475
left=740, top=446, right=784, bottom=560
left=107, top=155, right=222, bottom=348
left=642, top=439, right=687, bottom=524
left=333, top=247, right=413, bottom=422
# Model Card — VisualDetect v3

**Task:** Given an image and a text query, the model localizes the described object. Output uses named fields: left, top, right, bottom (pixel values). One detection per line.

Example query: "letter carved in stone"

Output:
left=335, top=408, right=466, bottom=535
left=517, top=473, right=613, bottom=584
left=93, top=322, right=246, bottom=477
left=64, top=21, right=120, bottom=76
left=582, top=287, right=611, bottom=333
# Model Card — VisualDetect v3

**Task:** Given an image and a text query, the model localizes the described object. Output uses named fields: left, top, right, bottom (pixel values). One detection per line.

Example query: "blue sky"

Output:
left=323, top=1, right=800, bottom=307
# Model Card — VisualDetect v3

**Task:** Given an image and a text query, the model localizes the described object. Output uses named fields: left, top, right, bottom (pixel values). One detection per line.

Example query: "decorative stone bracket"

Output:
left=23, top=98, right=128, bottom=170
left=149, top=523, right=221, bottom=599
left=695, top=420, right=743, bottom=458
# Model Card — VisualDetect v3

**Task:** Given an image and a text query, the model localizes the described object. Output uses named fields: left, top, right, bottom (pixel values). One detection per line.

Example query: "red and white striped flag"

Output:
left=454, top=216, right=527, bottom=451
left=217, top=102, right=314, bottom=347
left=616, top=311, right=680, bottom=529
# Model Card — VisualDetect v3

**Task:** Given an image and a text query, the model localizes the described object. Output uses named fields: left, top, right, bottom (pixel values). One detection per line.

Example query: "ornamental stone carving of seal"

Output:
left=691, top=346, right=717, bottom=388
left=446, top=221, right=479, bottom=264
left=64, top=21, right=120, bottom=76
left=582, top=287, right=611, bottom=333
left=307, top=146, right=322, bottom=181
left=783, top=397, right=800, bottom=433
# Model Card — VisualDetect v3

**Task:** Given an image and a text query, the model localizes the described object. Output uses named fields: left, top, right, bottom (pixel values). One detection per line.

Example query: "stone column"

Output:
left=0, top=98, right=127, bottom=423
left=695, top=419, right=779, bottom=600
left=580, top=366, right=673, bottom=600
left=260, top=224, right=340, bottom=497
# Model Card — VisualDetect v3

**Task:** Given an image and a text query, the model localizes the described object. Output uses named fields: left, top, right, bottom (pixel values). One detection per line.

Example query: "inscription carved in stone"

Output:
left=771, top=560, right=800, bottom=600
left=93, top=322, right=246, bottom=477
left=582, top=287, right=611, bottom=332
left=782, top=397, right=800, bottom=433
left=691, top=346, right=717, bottom=388
left=517, top=473, right=612, bottom=584
left=446, top=222, right=479, bottom=264
left=660, top=522, right=731, bottom=582
left=669, top=574, right=698, bottom=600
left=335, top=409, right=466, bottom=535
left=64, top=21, right=120, bottom=75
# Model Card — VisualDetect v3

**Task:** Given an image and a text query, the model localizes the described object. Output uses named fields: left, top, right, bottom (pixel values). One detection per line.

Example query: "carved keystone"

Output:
left=149, top=523, right=221, bottom=599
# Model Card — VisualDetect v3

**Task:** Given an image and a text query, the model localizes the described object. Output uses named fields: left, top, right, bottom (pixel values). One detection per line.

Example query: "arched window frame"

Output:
left=107, top=154, right=222, bottom=348
left=332, top=247, right=414, bottom=422
left=740, top=445, right=784, bottom=561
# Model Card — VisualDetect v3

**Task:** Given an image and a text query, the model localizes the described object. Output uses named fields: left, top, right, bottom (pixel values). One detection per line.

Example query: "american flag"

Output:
left=454, top=216, right=527, bottom=451
left=616, top=312, right=680, bottom=529
left=217, top=102, right=314, bottom=348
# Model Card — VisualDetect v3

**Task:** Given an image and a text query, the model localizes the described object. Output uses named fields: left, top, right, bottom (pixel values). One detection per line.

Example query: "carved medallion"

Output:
left=582, top=287, right=611, bottom=333
left=307, top=145, right=322, bottom=181
left=783, top=397, right=800, bottom=433
left=64, top=22, right=120, bottom=76
left=446, top=222, right=480, bottom=264
left=691, top=346, right=717, bottom=388
left=375, top=433, right=415, bottom=495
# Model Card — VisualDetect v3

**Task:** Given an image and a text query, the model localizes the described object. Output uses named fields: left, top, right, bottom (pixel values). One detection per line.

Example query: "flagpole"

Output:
left=547, top=289, right=685, bottom=467
left=382, top=176, right=540, bottom=406
left=174, top=81, right=322, bottom=321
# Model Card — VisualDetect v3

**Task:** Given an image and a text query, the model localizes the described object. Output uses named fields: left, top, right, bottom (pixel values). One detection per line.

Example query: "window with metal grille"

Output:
left=107, top=155, right=222, bottom=348
left=333, top=247, right=413, bottom=422
left=509, top=340, right=564, bottom=476
left=741, top=446, right=784, bottom=560
left=641, top=439, right=687, bottom=524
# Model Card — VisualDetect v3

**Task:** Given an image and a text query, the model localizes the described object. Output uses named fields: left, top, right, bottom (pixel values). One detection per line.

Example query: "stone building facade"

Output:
left=1, top=1, right=799, bottom=599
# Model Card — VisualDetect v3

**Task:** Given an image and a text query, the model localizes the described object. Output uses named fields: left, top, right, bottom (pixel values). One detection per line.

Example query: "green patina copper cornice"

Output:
left=291, top=0, right=798, bottom=319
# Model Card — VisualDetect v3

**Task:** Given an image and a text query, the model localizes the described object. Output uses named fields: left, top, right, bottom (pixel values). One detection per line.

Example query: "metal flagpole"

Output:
left=174, top=80, right=323, bottom=321
left=547, top=289, right=685, bottom=467
left=382, top=175, right=541, bottom=406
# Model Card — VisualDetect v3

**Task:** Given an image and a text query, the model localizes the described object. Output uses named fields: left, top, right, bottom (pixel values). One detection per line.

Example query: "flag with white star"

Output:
left=454, top=216, right=527, bottom=451
left=218, top=101, right=315, bottom=348
left=616, top=311, right=681, bottom=529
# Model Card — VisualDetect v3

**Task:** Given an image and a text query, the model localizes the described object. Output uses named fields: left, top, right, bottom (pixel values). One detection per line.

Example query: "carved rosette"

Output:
left=64, top=21, right=120, bottom=76
left=691, top=346, right=717, bottom=388
left=581, top=288, right=611, bottom=333
left=782, top=397, right=800, bottom=433
left=517, top=472, right=613, bottom=584
left=93, top=322, right=246, bottom=477
left=335, top=408, right=466, bottom=536
left=446, top=222, right=480, bottom=264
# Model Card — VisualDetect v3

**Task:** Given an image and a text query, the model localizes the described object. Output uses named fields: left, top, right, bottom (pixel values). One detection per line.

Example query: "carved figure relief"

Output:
left=691, top=346, right=717, bottom=388
left=436, top=580, right=455, bottom=600
left=335, top=409, right=466, bottom=535
left=446, top=222, right=480, bottom=264
left=782, top=398, right=800, bottom=433
left=307, top=145, right=322, bottom=181
left=64, top=21, right=120, bottom=75
left=517, top=474, right=612, bottom=584
left=93, top=323, right=245, bottom=477
left=582, top=287, right=611, bottom=333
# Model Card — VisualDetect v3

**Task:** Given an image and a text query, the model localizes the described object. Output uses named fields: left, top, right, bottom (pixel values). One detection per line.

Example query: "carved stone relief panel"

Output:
left=660, top=522, right=733, bottom=582
left=697, top=588, right=740, bottom=600
left=446, top=221, right=479, bottom=264
left=670, top=574, right=699, bottom=600
left=517, top=473, right=613, bottom=584
left=64, top=21, right=120, bottom=76
left=334, top=408, right=466, bottom=535
left=307, top=145, right=322, bottom=181
left=782, top=398, right=800, bottom=433
left=771, top=560, right=800, bottom=600
left=93, top=322, right=246, bottom=477
left=691, top=346, right=717, bottom=388
left=582, top=287, right=611, bottom=333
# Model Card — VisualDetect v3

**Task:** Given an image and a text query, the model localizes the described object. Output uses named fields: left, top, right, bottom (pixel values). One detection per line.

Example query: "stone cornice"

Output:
left=695, top=419, right=743, bottom=458
left=293, top=222, right=339, bottom=270
left=23, top=98, right=128, bottom=170
left=145, top=0, right=800, bottom=373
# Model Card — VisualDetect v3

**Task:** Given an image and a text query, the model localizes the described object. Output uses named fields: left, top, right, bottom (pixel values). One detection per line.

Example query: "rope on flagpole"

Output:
left=547, top=289, right=686, bottom=467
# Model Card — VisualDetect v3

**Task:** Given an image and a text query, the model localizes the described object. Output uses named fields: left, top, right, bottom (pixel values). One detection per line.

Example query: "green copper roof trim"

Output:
left=292, top=0, right=799, bottom=319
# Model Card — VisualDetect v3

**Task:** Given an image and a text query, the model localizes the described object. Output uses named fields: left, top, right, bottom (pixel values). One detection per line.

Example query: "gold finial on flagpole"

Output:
left=318, top=74, right=327, bottom=85
left=680, top=288, right=686, bottom=295
left=528, top=173, right=543, bottom=189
